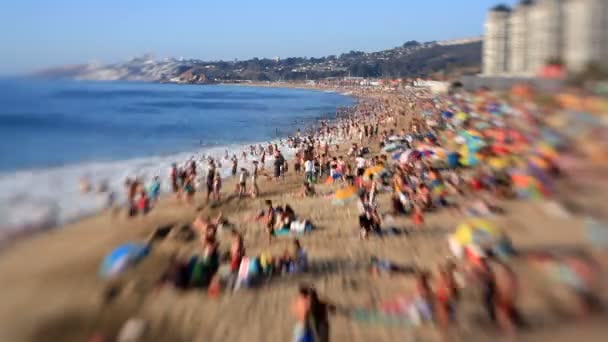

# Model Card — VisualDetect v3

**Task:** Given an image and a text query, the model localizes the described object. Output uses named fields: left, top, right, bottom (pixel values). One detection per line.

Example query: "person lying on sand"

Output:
left=369, top=256, right=415, bottom=277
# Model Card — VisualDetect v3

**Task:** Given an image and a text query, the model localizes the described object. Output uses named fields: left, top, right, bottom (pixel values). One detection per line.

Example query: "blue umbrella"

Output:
left=99, top=243, right=150, bottom=278
left=442, top=111, right=454, bottom=119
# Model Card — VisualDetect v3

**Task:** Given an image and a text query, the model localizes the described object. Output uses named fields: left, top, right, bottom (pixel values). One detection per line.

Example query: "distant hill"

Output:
left=35, top=39, right=481, bottom=83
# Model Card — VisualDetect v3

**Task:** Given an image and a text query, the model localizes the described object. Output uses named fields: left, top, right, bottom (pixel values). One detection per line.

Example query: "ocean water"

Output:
left=0, top=79, right=353, bottom=238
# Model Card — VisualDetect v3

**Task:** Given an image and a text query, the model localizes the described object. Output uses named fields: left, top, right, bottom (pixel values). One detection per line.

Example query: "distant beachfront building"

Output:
left=483, top=0, right=608, bottom=77
left=508, top=0, right=533, bottom=74
left=483, top=5, right=511, bottom=75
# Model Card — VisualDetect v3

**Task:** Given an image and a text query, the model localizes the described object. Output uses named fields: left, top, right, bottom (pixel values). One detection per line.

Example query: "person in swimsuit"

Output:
left=170, top=164, right=179, bottom=194
left=264, top=200, right=275, bottom=244
left=136, top=189, right=150, bottom=215
left=212, top=171, right=222, bottom=201
left=228, top=229, right=245, bottom=289
left=231, top=155, right=238, bottom=176
left=206, top=160, right=216, bottom=202
left=292, top=287, right=314, bottom=342
left=183, top=174, right=196, bottom=204
left=238, top=168, right=249, bottom=198
left=292, top=286, right=335, bottom=342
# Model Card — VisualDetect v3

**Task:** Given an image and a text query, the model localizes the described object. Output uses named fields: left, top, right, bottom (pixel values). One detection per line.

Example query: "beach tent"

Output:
left=99, top=243, right=150, bottom=278
left=333, top=185, right=358, bottom=205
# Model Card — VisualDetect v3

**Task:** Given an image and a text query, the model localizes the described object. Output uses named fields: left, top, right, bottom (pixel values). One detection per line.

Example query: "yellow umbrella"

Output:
left=536, top=143, right=558, bottom=161
left=455, top=112, right=468, bottom=121
left=363, top=165, right=385, bottom=179
left=332, top=185, right=358, bottom=205
left=487, top=156, right=511, bottom=171
left=453, top=219, right=503, bottom=247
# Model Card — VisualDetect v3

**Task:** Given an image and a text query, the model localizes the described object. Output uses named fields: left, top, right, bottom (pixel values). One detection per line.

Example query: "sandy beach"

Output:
left=0, top=87, right=607, bottom=342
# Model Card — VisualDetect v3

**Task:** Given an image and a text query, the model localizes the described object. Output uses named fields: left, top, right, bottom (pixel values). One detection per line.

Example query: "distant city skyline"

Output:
left=0, top=0, right=518, bottom=74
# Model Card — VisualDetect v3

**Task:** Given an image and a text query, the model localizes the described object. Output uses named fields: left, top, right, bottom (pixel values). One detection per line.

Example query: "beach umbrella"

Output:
left=363, top=165, right=385, bottom=179
left=511, top=172, right=546, bottom=199
left=453, top=219, right=502, bottom=246
left=535, top=143, right=558, bottom=161
left=332, top=185, right=358, bottom=205
left=442, top=111, right=454, bottom=119
left=486, top=156, right=511, bottom=171
left=99, top=243, right=150, bottom=278
left=449, top=219, right=513, bottom=260
left=455, top=112, right=468, bottom=122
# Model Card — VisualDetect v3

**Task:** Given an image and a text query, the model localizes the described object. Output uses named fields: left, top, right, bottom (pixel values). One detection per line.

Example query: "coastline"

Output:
left=0, top=83, right=356, bottom=244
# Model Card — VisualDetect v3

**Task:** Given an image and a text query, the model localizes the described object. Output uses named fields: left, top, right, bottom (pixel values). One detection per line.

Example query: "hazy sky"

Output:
left=0, top=0, right=517, bottom=74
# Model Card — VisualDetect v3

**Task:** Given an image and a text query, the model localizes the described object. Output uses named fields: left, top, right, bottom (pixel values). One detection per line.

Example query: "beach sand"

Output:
left=0, top=90, right=606, bottom=342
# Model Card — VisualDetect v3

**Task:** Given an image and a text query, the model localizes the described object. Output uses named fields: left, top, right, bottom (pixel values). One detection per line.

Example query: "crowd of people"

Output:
left=100, top=83, right=608, bottom=342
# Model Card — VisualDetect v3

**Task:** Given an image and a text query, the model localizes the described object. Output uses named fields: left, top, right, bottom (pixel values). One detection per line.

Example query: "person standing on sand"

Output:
left=183, top=173, right=196, bottom=204
left=205, top=159, right=216, bottom=202
left=170, top=163, right=179, bottom=194
left=147, top=176, right=161, bottom=204
left=264, top=200, right=276, bottom=244
left=304, top=158, right=314, bottom=184
left=238, top=167, right=249, bottom=198
left=292, top=285, right=335, bottom=342
left=274, top=151, right=284, bottom=182
left=294, top=152, right=302, bottom=175
left=212, top=171, right=222, bottom=201
left=231, top=155, right=238, bottom=176
left=228, top=229, right=245, bottom=289
left=260, top=150, right=266, bottom=170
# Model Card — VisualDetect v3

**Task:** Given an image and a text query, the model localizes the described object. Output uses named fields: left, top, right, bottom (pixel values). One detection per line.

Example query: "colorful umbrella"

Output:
left=487, top=156, right=511, bottom=171
left=332, top=185, right=358, bottom=205
left=449, top=219, right=513, bottom=260
left=511, top=172, right=546, bottom=199
left=363, top=165, right=386, bottom=180
left=99, top=243, right=150, bottom=278
left=399, top=150, right=420, bottom=164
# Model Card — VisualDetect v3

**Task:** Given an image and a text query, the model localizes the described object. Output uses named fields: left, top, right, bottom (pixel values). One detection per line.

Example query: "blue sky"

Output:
left=0, top=0, right=517, bottom=74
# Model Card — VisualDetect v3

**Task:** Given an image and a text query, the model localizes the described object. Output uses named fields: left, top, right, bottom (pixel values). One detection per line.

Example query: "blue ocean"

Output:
left=0, top=79, right=352, bottom=234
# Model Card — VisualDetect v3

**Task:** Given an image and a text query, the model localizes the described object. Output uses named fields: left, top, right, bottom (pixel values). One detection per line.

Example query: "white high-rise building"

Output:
left=528, top=0, right=564, bottom=74
left=509, top=0, right=534, bottom=75
left=563, top=0, right=607, bottom=72
left=483, top=0, right=608, bottom=76
left=483, top=5, right=511, bottom=75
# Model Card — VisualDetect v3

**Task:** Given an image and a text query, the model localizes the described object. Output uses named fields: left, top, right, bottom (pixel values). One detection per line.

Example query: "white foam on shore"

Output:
left=0, top=140, right=295, bottom=244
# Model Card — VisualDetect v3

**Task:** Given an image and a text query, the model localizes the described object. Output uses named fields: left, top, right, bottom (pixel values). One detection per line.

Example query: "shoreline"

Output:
left=0, top=84, right=357, bottom=245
